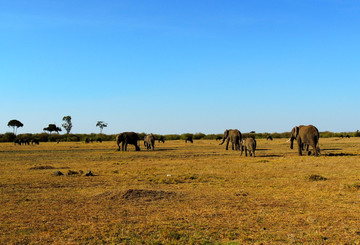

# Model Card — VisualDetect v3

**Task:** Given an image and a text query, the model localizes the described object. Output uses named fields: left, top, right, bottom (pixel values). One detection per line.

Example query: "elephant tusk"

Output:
left=286, top=138, right=291, bottom=142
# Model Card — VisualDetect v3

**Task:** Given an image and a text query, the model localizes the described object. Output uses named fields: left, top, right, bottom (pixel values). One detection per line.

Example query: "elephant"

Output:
left=31, top=139, right=40, bottom=145
left=219, top=129, right=242, bottom=150
left=290, top=125, right=320, bottom=156
left=215, top=136, right=222, bottom=141
left=157, top=136, right=165, bottom=143
left=241, top=138, right=256, bottom=157
left=14, top=139, right=22, bottom=145
left=144, top=133, right=155, bottom=150
left=185, top=136, right=193, bottom=143
left=116, top=132, right=140, bottom=151
left=266, top=135, right=273, bottom=141
left=96, top=138, right=102, bottom=143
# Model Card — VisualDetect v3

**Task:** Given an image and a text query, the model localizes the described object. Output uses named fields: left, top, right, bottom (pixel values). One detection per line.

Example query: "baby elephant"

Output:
left=241, top=138, right=257, bottom=157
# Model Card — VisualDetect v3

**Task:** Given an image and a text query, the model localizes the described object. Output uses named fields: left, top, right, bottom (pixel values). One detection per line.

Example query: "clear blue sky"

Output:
left=1, top=0, right=359, bottom=134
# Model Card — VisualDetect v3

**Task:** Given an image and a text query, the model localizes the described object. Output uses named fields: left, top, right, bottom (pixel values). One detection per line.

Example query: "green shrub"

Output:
left=193, top=133, right=205, bottom=140
left=0, top=132, right=16, bottom=142
left=48, top=134, right=62, bottom=142
left=180, top=133, right=193, bottom=140
left=355, top=130, right=360, bottom=137
left=165, top=134, right=181, bottom=140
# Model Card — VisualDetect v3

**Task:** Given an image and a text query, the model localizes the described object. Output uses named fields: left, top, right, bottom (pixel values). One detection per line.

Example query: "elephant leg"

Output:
left=225, top=139, right=230, bottom=150
left=231, top=142, right=235, bottom=150
left=312, top=144, right=318, bottom=156
left=245, top=147, right=248, bottom=157
left=297, top=139, right=302, bottom=156
left=316, top=144, right=321, bottom=155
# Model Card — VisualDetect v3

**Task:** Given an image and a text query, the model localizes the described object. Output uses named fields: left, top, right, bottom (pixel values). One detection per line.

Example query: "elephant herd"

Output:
left=116, top=125, right=321, bottom=157
left=14, top=138, right=39, bottom=145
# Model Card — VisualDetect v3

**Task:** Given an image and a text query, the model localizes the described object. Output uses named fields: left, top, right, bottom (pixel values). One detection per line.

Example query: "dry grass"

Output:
left=1, top=138, right=360, bottom=244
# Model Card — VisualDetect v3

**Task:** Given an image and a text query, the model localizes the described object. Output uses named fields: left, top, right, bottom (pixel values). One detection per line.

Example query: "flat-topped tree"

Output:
left=7, top=119, right=23, bottom=135
left=44, top=124, right=62, bottom=134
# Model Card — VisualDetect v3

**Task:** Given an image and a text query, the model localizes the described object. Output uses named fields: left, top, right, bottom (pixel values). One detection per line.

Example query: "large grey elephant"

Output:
left=241, top=138, right=256, bottom=157
left=290, top=125, right=320, bottom=156
left=144, top=133, right=155, bottom=150
left=116, top=132, right=140, bottom=151
left=219, top=129, right=242, bottom=150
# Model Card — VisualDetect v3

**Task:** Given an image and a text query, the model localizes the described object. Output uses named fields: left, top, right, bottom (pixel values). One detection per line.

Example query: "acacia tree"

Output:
left=7, top=119, right=24, bottom=135
left=96, top=121, right=108, bottom=134
left=44, top=124, right=62, bottom=134
left=62, top=116, right=72, bottom=136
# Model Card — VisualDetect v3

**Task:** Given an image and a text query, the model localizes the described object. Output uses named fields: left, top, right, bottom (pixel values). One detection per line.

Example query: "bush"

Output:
left=48, top=134, right=63, bottom=142
left=0, top=132, right=16, bottom=142
left=68, top=134, right=81, bottom=142
left=193, top=133, right=205, bottom=140
left=355, top=130, right=360, bottom=137
left=36, top=133, right=49, bottom=142
left=165, top=134, right=181, bottom=140
left=203, top=134, right=222, bottom=140
left=180, top=134, right=193, bottom=140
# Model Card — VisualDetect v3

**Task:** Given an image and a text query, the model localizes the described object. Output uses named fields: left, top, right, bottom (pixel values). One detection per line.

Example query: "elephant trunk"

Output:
left=290, top=137, right=294, bottom=149
left=219, top=136, right=226, bottom=145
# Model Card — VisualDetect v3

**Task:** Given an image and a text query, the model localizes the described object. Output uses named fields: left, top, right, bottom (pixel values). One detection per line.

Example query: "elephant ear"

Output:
left=292, top=126, right=299, bottom=138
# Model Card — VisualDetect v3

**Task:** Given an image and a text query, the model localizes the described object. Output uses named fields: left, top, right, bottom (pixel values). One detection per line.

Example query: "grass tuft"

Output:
left=309, top=174, right=327, bottom=181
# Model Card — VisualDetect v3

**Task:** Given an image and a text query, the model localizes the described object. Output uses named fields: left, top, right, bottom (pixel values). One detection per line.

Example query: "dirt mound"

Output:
left=118, top=189, right=176, bottom=201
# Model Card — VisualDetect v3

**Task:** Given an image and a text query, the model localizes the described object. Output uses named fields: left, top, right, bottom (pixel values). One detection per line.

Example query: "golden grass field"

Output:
left=1, top=138, right=360, bottom=244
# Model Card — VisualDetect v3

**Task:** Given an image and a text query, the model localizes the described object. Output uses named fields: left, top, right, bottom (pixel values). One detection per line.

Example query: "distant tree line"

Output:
left=2, top=117, right=359, bottom=143
left=0, top=131, right=359, bottom=143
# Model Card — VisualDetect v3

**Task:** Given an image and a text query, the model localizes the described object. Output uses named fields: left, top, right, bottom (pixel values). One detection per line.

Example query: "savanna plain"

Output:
left=1, top=138, right=360, bottom=244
